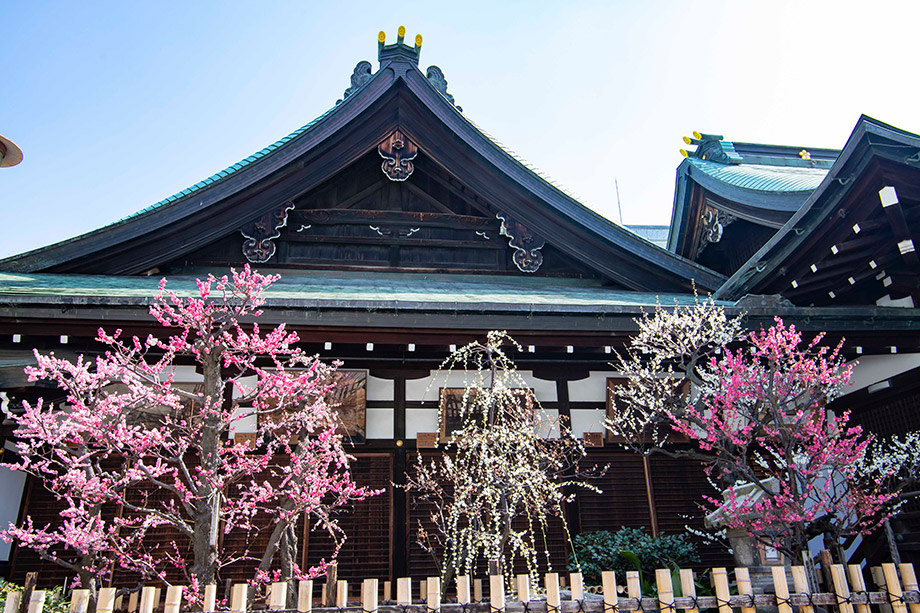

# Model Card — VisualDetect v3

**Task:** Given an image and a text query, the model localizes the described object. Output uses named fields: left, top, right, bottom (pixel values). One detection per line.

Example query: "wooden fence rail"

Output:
left=5, top=563, right=920, bottom=613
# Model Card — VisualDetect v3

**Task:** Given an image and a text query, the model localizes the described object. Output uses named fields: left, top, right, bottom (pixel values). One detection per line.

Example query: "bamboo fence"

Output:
left=6, top=563, right=920, bottom=613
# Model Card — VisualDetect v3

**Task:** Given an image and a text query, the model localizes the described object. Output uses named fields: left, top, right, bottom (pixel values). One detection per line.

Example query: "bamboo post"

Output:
left=489, top=573, right=505, bottom=612
left=114, top=596, right=124, bottom=612
left=570, top=573, right=584, bottom=601
left=899, top=564, right=920, bottom=613
left=128, top=591, right=139, bottom=613
left=883, top=563, right=909, bottom=613
left=872, top=568, right=894, bottom=613
left=457, top=577, right=471, bottom=605
left=138, top=587, right=156, bottom=613
left=203, top=585, right=217, bottom=613
left=325, top=564, right=338, bottom=608
left=791, top=566, right=815, bottom=613
left=230, top=584, right=247, bottom=613
left=545, top=573, right=560, bottom=611
left=830, top=565, right=855, bottom=613
left=626, top=571, right=641, bottom=603
left=362, top=579, right=379, bottom=613
left=298, top=580, right=313, bottom=613
left=655, top=569, right=675, bottom=613
left=320, top=586, right=327, bottom=608
left=427, top=578, right=440, bottom=612
left=474, top=579, right=483, bottom=604
left=69, top=590, right=90, bottom=613
left=772, top=567, right=793, bottom=613
left=336, top=581, right=348, bottom=608
left=735, top=568, right=755, bottom=613
left=98, top=589, right=117, bottom=613
left=396, top=578, right=411, bottom=605
left=152, top=589, right=161, bottom=612
left=382, top=582, right=391, bottom=603
left=679, top=570, right=698, bottom=613
left=26, top=591, right=45, bottom=613
left=848, top=565, right=871, bottom=613
left=269, top=583, right=287, bottom=610
left=4, top=593, right=20, bottom=613
left=164, top=587, right=183, bottom=613
left=601, top=571, right=617, bottom=613
left=516, top=575, right=530, bottom=603
left=710, top=568, right=732, bottom=613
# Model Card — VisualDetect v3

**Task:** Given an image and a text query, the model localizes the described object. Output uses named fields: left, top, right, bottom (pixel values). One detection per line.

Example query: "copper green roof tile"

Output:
left=688, top=159, right=828, bottom=193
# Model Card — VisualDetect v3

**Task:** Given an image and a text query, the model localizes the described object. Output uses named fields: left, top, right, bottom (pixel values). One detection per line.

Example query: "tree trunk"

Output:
left=190, top=353, right=223, bottom=587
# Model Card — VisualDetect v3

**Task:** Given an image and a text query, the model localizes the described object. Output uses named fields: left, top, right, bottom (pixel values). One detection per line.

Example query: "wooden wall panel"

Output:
left=303, top=454, right=393, bottom=582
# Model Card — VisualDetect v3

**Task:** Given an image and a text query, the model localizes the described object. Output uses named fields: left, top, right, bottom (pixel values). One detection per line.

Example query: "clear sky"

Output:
left=3, top=1, right=920, bottom=259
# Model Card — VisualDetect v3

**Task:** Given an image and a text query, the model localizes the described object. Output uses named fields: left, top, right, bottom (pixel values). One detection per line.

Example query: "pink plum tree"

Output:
left=606, top=302, right=894, bottom=561
left=2, top=266, right=374, bottom=599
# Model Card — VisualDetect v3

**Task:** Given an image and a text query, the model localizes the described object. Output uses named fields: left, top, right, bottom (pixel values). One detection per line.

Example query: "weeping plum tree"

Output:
left=404, top=331, right=594, bottom=593
left=606, top=301, right=894, bottom=561
left=2, top=266, right=375, bottom=600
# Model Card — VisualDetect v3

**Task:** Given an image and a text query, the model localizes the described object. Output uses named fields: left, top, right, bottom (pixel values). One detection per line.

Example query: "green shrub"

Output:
left=568, top=527, right=700, bottom=585
left=0, top=582, right=71, bottom=613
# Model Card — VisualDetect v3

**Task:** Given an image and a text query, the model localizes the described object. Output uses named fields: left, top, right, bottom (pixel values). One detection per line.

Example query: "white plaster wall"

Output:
left=535, top=408, right=561, bottom=439
left=569, top=408, right=606, bottom=438
left=843, top=353, right=920, bottom=395
left=230, top=405, right=258, bottom=436
left=568, top=371, right=615, bottom=403
left=366, top=408, right=394, bottom=439
left=367, top=375, right=394, bottom=401
left=160, top=365, right=201, bottom=382
left=0, top=467, right=26, bottom=560
left=405, top=408, right=439, bottom=439
left=406, top=370, right=557, bottom=402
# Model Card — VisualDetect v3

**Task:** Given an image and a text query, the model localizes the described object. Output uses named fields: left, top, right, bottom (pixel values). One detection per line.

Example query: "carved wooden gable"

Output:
left=168, top=147, right=594, bottom=279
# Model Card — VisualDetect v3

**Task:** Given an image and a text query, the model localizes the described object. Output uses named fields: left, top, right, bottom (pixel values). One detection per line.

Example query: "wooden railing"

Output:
left=5, top=563, right=920, bottom=613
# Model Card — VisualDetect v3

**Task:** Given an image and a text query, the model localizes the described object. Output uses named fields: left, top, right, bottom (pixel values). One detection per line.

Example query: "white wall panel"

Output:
left=366, top=408, right=394, bottom=439
left=406, top=370, right=557, bottom=402
left=568, top=371, right=614, bottom=403
left=367, top=375, right=394, bottom=401
left=569, top=408, right=606, bottom=438
left=844, top=353, right=920, bottom=395
left=406, top=408, right=439, bottom=439
left=0, top=467, right=26, bottom=560
left=535, top=409, right=561, bottom=439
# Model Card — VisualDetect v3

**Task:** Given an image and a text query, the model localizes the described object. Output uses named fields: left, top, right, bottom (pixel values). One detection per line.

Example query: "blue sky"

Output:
left=3, top=1, right=920, bottom=259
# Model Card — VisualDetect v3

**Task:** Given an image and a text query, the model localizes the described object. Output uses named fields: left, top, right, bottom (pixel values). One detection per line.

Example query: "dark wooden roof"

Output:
left=0, top=41, right=723, bottom=293
left=667, top=134, right=839, bottom=274
left=715, top=115, right=920, bottom=306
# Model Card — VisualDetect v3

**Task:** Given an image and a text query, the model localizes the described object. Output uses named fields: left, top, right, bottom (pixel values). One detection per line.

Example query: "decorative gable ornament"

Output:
left=337, top=60, right=374, bottom=104
left=378, top=130, right=418, bottom=181
left=426, top=66, right=461, bottom=111
left=240, top=202, right=295, bottom=263
left=497, top=212, right=545, bottom=273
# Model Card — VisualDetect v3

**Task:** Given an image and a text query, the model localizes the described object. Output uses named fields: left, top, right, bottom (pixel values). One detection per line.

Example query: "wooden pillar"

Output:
left=556, top=379, right=581, bottom=537
left=393, top=375, right=408, bottom=580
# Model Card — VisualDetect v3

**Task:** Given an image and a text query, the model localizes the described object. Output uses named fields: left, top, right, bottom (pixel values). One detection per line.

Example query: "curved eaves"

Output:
left=714, top=115, right=920, bottom=300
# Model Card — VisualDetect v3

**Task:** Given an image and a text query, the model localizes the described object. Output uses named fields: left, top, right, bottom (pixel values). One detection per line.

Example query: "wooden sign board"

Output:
left=583, top=432, right=604, bottom=447
left=417, top=432, right=439, bottom=448
left=234, top=432, right=258, bottom=447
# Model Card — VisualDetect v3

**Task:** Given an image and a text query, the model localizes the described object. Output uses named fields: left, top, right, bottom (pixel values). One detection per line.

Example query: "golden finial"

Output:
left=799, top=149, right=812, bottom=160
left=693, top=130, right=702, bottom=139
left=682, top=136, right=692, bottom=145
left=378, top=31, right=386, bottom=43
left=398, top=25, right=406, bottom=38
left=415, top=33, right=423, bottom=47
left=680, top=149, right=689, bottom=157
